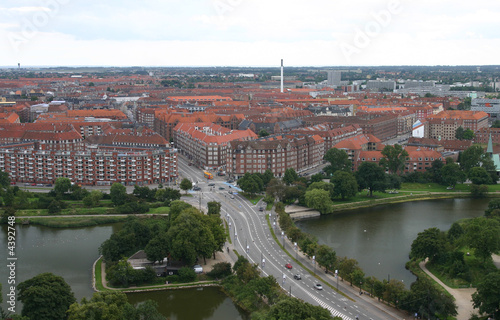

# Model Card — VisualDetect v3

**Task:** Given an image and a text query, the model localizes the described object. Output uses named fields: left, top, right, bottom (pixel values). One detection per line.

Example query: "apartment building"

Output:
left=0, top=148, right=176, bottom=186
left=425, top=110, right=489, bottom=140
left=227, top=133, right=324, bottom=178
left=173, top=122, right=257, bottom=171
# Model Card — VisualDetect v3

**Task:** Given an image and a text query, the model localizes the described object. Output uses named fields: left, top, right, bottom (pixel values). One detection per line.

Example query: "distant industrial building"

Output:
left=471, top=98, right=500, bottom=122
left=366, top=80, right=396, bottom=91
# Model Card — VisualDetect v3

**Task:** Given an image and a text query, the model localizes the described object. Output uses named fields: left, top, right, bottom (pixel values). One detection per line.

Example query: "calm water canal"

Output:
left=0, top=224, right=248, bottom=319
left=295, top=198, right=489, bottom=287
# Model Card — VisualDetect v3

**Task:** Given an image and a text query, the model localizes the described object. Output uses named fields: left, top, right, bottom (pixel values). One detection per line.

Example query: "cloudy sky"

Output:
left=0, top=0, right=499, bottom=67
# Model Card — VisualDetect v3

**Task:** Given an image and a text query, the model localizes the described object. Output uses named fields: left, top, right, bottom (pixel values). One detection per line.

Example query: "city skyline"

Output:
left=0, top=0, right=499, bottom=67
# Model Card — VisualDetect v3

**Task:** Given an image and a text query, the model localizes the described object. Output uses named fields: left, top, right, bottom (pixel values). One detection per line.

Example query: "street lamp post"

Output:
left=294, top=242, right=298, bottom=259
left=335, top=270, right=339, bottom=290
left=281, top=231, right=285, bottom=248
left=312, top=256, right=316, bottom=275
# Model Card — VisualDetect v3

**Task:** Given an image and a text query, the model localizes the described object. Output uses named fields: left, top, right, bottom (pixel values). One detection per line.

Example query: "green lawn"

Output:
left=241, top=193, right=263, bottom=205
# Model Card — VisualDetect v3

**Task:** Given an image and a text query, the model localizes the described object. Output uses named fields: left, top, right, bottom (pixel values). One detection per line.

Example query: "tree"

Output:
left=283, top=168, right=299, bottom=185
left=492, top=120, right=500, bottom=128
left=310, top=173, right=324, bottom=183
left=337, top=257, right=361, bottom=286
left=207, top=201, right=221, bottom=215
left=83, top=190, right=103, bottom=207
left=144, top=234, right=169, bottom=264
left=463, top=217, right=500, bottom=263
left=472, top=271, right=500, bottom=319
left=410, top=228, right=447, bottom=263
left=426, top=159, right=444, bottom=184
left=440, top=162, right=466, bottom=187
left=179, top=178, right=192, bottom=194
left=67, top=291, right=166, bottom=320
left=266, top=296, right=334, bottom=320
left=379, top=144, right=409, bottom=175
left=304, top=189, right=333, bottom=214
left=468, top=166, right=492, bottom=185
left=110, top=182, right=127, bottom=206
left=460, top=145, right=487, bottom=174
left=470, top=184, right=489, bottom=198
left=266, top=178, right=286, bottom=201
left=355, top=162, right=387, bottom=196
left=316, top=244, right=337, bottom=273
left=463, top=128, right=475, bottom=140
left=0, top=169, right=10, bottom=189
left=18, top=272, right=76, bottom=320
left=455, top=126, right=465, bottom=140
left=258, top=129, right=270, bottom=137
left=54, top=177, right=72, bottom=196
left=323, top=148, right=351, bottom=175
left=331, top=171, right=358, bottom=200
left=167, top=209, right=216, bottom=265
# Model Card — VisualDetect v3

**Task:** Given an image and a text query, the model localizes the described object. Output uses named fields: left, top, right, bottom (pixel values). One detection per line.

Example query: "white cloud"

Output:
left=0, top=0, right=498, bottom=66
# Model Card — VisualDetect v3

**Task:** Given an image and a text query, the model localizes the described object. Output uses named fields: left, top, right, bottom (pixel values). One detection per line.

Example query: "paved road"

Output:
left=178, top=163, right=407, bottom=320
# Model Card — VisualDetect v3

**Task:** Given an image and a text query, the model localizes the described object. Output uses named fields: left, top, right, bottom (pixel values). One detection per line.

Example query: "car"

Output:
left=230, top=195, right=235, bottom=199
left=259, top=206, right=264, bottom=212
left=227, top=179, right=234, bottom=183
left=24, top=182, right=30, bottom=186
left=36, top=183, right=44, bottom=187
left=314, top=283, right=323, bottom=290
left=446, top=186, right=454, bottom=190
left=208, top=183, right=215, bottom=186
left=193, top=265, right=203, bottom=274
left=285, top=263, right=292, bottom=269
left=293, top=274, right=301, bottom=280
left=218, top=186, right=225, bottom=190
left=45, top=184, right=52, bottom=187
left=192, top=186, right=201, bottom=191
left=31, top=183, right=36, bottom=186
left=228, top=191, right=233, bottom=194
left=10, top=181, right=16, bottom=185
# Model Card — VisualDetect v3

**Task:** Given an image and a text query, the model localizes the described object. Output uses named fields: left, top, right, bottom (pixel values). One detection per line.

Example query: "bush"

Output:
left=207, top=262, right=232, bottom=279
left=166, top=275, right=179, bottom=283
left=178, top=266, right=197, bottom=282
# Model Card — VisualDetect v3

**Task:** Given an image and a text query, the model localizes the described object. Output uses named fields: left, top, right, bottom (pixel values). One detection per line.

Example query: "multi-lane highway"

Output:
left=177, top=156, right=404, bottom=320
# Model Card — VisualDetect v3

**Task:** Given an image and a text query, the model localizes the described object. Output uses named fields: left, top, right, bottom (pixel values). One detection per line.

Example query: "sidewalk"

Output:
left=419, top=259, right=475, bottom=320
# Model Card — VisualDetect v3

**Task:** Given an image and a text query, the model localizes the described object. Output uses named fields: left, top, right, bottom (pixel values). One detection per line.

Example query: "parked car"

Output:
left=193, top=265, right=203, bottom=274
left=314, top=283, right=323, bottom=290
left=36, top=183, right=44, bottom=187
left=208, top=183, right=215, bottom=186
left=10, top=181, right=16, bottom=185
left=24, top=183, right=30, bottom=186
left=259, top=206, right=264, bottom=212
left=285, top=263, right=292, bottom=269
left=293, top=274, right=301, bottom=280
left=45, top=184, right=52, bottom=187
left=227, top=179, right=234, bottom=183
left=31, top=183, right=36, bottom=186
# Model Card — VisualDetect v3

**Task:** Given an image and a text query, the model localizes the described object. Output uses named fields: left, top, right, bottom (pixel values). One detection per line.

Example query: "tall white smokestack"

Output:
left=280, top=59, right=284, bottom=93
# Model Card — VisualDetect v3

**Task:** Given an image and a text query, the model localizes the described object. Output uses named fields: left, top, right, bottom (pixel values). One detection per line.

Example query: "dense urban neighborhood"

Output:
left=1, top=65, right=500, bottom=320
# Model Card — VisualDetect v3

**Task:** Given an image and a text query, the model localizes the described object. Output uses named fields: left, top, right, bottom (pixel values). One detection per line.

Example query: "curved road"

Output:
left=177, top=156, right=406, bottom=320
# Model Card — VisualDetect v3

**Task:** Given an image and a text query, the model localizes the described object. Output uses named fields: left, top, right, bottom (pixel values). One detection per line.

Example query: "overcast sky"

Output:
left=0, top=0, right=499, bottom=67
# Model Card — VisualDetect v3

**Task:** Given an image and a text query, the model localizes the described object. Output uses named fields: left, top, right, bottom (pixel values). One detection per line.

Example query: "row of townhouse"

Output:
left=0, top=148, right=176, bottom=186
left=227, top=133, right=324, bottom=179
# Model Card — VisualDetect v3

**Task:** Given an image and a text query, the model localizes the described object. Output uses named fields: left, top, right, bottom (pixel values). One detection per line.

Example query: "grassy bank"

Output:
left=27, top=216, right=128, bottom=228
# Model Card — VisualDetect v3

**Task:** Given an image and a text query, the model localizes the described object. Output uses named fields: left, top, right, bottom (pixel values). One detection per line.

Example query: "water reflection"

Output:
left=296, top=198, right=488, bottom=286
left=127, top=287, right=249, bottom=320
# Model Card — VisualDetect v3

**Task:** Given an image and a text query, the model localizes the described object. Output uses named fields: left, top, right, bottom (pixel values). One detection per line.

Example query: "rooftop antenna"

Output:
left=280, top=59, right=284, bottom=93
